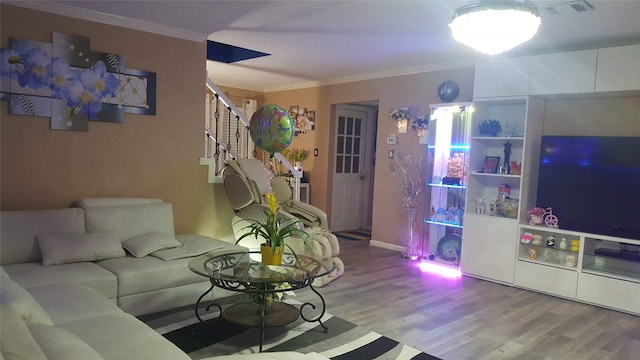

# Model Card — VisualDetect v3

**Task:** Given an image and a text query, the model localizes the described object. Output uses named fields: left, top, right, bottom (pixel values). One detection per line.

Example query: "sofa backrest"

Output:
left=82, top=203, right=175, bottom=241
left=0, top=208, right=86, bottom=265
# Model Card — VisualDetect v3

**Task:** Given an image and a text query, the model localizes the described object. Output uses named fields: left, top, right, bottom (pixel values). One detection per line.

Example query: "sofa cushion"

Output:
left=84, top=203, right=175, bottom=241
left=96, top=255, right=206, bottom=297
left=37, top=231, right=125, bottom=265
left=150, top=234, right=234, bottom=261
left=27, top=284, right=122, bottom=325
left=28, top=323, right=105, bottom=360
left=78, top=198, right=163, bottom=208
left=0, top=305, right=47, bottom=360
left=0, top=208, right=86, bottom=265
left=0, top=277, right=53, bottom=325
left=122, top=232, right=181, bottom=258
left=58, top=312, right=190, bottom=360
left=2, top=262, right=118, bottom=300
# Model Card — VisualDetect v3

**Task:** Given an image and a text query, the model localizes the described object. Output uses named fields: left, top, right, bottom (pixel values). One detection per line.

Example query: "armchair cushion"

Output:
left=37, top=232, right=125, bottom=266
left=122, top=232, right=181, bottom=258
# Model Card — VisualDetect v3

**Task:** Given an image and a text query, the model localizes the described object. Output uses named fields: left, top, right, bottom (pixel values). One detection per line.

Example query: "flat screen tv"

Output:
left=536, top=136, right=640, bottom=240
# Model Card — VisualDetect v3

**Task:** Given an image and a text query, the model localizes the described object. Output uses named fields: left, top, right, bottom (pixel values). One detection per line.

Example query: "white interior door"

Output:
left=331, top=104, right=375, bottom=232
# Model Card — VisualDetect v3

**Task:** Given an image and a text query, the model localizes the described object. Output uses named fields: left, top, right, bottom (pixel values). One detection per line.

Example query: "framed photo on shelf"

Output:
left=483, top=156, right=500, bottom=173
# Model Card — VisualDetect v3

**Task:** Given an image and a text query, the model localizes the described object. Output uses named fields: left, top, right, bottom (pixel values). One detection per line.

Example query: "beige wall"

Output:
left=264, top=69, right=476, bottom=247
left=0, top=5, right=235, bottom=241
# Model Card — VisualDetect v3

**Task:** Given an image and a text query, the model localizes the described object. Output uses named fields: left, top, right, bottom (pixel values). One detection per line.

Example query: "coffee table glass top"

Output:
left=188, top=249, right=335, bottom=291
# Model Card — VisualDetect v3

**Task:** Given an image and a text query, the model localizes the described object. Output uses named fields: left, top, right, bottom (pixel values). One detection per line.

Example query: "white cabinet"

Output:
left=595, top=44, right=640, bottom=92
left=515, top=225, right=640, bottom=315
left=577, top=236, right=640, bottom=314
left=460, top=214, right=517, bottom=284
left=460, top=97, right=543, bottom=283
left=473, top=57, right=531, bottom=98
left=528, top=50, right=597, bottom=95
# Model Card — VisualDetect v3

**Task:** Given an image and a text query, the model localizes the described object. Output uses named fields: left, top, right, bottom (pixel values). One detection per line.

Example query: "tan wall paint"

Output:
left=264, top=69, right=476, bottom=247
left=0, top=5, right=236, bottom=242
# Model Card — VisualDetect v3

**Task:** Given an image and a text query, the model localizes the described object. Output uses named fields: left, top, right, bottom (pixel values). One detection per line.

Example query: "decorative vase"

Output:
left=400, top=206, right=420, bottom=260
left=260, top=243, right=283, bottom=266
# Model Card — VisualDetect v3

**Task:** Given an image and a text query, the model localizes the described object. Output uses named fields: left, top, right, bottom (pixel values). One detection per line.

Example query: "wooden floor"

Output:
left=295, top=239, right=640, bottom=360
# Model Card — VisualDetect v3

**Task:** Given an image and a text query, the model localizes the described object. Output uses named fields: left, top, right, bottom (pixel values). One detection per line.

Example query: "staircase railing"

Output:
left=204, top=79, right=302, bottom=200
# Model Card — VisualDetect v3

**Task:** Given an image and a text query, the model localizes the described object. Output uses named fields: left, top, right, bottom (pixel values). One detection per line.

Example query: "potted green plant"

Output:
left=235, top=192, right=311, bottom=266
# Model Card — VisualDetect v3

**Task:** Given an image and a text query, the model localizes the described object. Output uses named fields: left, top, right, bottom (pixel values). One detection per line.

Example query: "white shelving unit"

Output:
left=460, top=97, right=544, bottom=284
left=515, top=225, right=640, bottom=315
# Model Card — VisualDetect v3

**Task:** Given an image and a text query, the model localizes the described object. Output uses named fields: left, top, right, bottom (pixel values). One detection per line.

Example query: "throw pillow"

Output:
left=122, top=232, right=181, bottom=258
left=37, top=231, right=125, bottom=266
left=0, top=278, right=53, bottom=325
left=28, top=323, right=105, bottom=360
left=0, top=305, right=47, bottom=360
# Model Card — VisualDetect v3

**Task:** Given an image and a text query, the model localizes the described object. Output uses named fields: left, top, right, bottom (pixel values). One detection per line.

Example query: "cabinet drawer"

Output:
left=577, top=272, right=640, bottom=315
left=514, top=260, right=577, bottom=298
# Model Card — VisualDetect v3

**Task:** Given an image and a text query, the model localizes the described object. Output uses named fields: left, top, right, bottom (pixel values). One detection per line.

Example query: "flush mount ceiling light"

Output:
left=449, top=0, right=541, bottom=55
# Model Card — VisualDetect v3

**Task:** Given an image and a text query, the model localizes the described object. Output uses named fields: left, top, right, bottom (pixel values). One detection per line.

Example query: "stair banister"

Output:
left=204, top=79, right=302, bottom=200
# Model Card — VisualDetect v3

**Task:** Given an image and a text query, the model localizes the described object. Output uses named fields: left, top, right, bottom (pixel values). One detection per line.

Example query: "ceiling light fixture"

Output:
left=449, top=0, right=541, bottom=55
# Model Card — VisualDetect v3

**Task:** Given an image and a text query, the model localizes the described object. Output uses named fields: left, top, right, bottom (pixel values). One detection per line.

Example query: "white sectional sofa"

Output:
left=0, top=198, right=329, bottom=360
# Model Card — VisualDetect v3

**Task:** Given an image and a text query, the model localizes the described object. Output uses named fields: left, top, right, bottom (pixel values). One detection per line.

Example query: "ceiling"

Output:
left=9, top=0, right=640, bottom=92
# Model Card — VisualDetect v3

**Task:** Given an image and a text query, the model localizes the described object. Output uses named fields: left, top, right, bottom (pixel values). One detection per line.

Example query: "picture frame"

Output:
left=483, top=156, right=500, bottom=173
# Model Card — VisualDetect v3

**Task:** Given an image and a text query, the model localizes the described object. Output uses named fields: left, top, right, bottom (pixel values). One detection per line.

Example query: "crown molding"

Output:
left=5, top=1, right=208, bottom=43
left=261, top=59, right=477, bottom=93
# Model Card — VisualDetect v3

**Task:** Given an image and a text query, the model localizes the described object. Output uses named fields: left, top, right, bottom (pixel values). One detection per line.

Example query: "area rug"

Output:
left=333, top=229, right=371, bottom=241
left=155, top=308, right=439, bottom=359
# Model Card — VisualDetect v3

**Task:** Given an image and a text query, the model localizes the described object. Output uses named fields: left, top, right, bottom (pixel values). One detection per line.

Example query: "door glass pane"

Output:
left=354, top=137, right=360, bottom=155
left=338, top=116, right=345, bottom=134
left=345, top=137, right=352, bottom=154
left=347, top=117, right=353, bottom=135
left=337, top=136, right=344, bottom=154
left=345, top=156, right=352, bottom=173
left=353, top=156, right=360, bottom=173
left=336, top=156, right=343, bottom=173
left=355, top=118, right=362, bottom=136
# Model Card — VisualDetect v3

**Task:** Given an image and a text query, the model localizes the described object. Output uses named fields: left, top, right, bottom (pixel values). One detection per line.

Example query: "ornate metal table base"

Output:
left=194, top=281, right=328, bottom=352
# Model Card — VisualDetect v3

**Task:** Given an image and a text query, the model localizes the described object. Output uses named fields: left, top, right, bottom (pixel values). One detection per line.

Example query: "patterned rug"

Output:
left=154, top=306, right=439, bottom=360
left=333, top=229, right=371, bottom=241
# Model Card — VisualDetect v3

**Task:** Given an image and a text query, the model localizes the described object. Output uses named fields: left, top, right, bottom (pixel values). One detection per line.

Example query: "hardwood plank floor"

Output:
left=296, top=239, right=640, bottom=360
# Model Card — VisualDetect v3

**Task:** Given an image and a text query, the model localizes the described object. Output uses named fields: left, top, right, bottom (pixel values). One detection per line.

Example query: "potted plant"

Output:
left=235, top=192, right=311, bottom=266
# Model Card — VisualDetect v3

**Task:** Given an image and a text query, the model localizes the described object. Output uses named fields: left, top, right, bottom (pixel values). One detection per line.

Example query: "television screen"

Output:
left=536, top=136, right=640, bottom=240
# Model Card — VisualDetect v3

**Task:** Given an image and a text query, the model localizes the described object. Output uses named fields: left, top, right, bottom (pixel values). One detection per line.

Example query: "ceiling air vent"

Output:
left=543, top=0, right=594, bottom=16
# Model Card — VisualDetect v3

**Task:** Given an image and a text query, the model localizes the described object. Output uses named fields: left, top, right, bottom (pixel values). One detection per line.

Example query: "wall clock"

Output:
left=437, top=80, right=460, bottom=102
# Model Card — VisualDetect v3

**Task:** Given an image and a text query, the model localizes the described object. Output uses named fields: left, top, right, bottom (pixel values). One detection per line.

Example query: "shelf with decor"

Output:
left=460, top=96, right=544, bottom=284
left=581, top=236, right=640, bottom=282
left=421, top=103, right=471, bottom=269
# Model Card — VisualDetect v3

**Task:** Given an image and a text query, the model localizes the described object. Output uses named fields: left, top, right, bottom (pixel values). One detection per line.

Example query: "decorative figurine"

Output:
left=528, top=247, right=537, bottom=260
left=489, top=201, right=496, bottom=216
left=546, top=234, right=555, bottom=247
left=565, top=254, right=577, bottom=267
left=571, top=239, right=580, bottom=252
left=476, top=197, right=486, bottom=214
left=521, top=232, right=532, bottom=244
left=510, top=161, right=522, bottom=175
left=559, top=237, right=568, bottom=250
left=532, top=234, right=543, bottom=246
left=503, top=141, right=512, bottom=174
left=527, top=207, right=545, bottom=225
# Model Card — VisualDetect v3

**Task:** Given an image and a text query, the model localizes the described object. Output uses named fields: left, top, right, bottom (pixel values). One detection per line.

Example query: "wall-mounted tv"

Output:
left=536, top=136, right=640, bottom=240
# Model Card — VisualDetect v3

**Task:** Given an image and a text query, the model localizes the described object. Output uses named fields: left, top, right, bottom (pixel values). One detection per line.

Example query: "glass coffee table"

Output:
left=188, top=249, right=336, bottom=352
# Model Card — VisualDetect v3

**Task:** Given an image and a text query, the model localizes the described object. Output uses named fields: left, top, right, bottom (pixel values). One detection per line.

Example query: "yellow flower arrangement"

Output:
left=235, top=192, right=311, bottom=256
